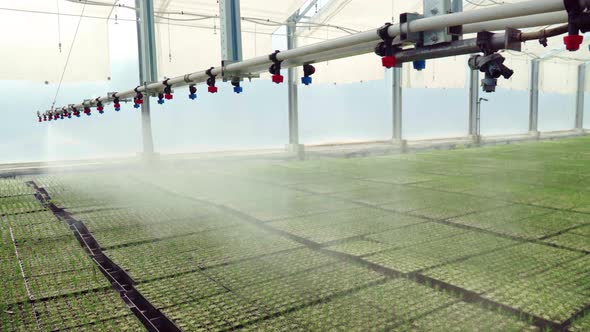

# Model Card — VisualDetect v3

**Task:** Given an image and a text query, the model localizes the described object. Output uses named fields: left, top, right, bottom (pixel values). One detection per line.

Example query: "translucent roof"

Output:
left=0, top=0, right=112, bottom=82
left=2, top=0, right=589, bottom=93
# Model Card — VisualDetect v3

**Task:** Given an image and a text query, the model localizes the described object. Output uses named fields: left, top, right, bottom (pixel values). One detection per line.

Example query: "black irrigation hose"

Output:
left=26, top=181, right=182, bottom=332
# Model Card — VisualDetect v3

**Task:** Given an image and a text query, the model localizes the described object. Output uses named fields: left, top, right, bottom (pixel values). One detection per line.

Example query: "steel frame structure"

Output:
left=45, top=0, right=574, bottom=111
left=39, top=0, right=590, bottom=150
left=135, top=0, right=157, bottom=155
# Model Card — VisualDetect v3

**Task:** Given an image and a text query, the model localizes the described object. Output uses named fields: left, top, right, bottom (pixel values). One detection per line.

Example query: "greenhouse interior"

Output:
left=1, top=0, right=590, bottom=331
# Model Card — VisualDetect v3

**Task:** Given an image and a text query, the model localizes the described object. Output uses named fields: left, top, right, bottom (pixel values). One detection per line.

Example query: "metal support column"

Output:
left=575, top=63, right=586, bottom=131
left=287, top=20, right=300, bottom=147
left=529, top=59, right=540, bottom=136
left=392, top=67, right=404, bottom=146
left=135, top=0, right=156, bottom=156
left=219, top=0, right=243, bottom=63
left=285, top=11, right=306, bottom=159
left=452, top=0, right=463, bottom=13
left=468, top=67, right=480, bottom=142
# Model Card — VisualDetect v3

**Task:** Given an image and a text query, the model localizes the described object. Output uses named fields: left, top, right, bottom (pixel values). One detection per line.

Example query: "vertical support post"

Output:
left=529, top=59, right=540, bottom=136
left=135, top=0, right=156, bottom=156
left=468, top=67, right=480, bottom=141
left=392, top=66, right=404, bottom=145
left=451, top=0, right=463, bottom=13
left=575, top=63, right=586, bottom=131
left=219, top=0, right=243, bottom=63
left=287, top=20, right=300, bottom=146
left=286, top=15, right=304, bottom=159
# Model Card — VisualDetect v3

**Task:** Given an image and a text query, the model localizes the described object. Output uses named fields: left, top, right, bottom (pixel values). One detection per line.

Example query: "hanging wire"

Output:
left=167, top=13, right=172, bottom=63
left=56, top=0, right=359, bottom=35
left=106, top=0, right=119, bottom=21
left=465, top=0, right=505, bottom=8
left=51, top=1, right=87, bottom=109
left=56, top=0, right=62, bottom=52
left=214, top=15, right=217, bottom=35
left=112, top=0, right=120, bottom=24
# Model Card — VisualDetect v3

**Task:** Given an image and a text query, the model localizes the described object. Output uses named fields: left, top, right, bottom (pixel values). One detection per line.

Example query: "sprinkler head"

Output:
left=302, top=63, right=316, bottom=84
left=413, top=60, right=426, bottom=71
left=381, top=56, right=397, bottom=68
left=157, top=93, right=165, bottom=104
left=272, top=74, right=284, bottom=84
left=164, top=93, right=173, bottom=100
left=189, top=86, right=197, bottom=100
left=208, top=86, right=218, bottom=93
left=564, top=34, right=584, bottom=51
left=301, top=76, right=312, bottom=86
left=303, top=64, right=316, bottom=76
left=233, top=86, right=243, bottom=94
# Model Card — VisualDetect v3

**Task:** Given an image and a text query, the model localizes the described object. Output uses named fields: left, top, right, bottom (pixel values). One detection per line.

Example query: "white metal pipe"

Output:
left=390, top=0, right=565, bottom=36
left=269, top=12, right=570, bottom=70
left=463, top=11, right=567, bottom=34
left=58, top=0, right=569, bottom=111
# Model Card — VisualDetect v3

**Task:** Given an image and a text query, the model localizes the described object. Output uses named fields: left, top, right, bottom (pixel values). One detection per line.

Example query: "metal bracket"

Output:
left=375, top=23, right=403, bottom=58
left=423, top=0, right=453, bottom=46
left=400, top=13, right=423, bottom=45
left=503, top=28, right=522, bottom=52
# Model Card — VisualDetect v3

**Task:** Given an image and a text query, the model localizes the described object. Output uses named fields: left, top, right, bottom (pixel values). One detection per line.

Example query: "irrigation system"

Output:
left=8, top=2, right=590, bottom=331
left=38, top=0, right=590, bottom=129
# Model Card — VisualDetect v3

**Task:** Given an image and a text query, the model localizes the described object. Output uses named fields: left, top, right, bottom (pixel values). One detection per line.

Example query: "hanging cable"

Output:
left=213, top=15, right=217, bottom=35
left=167, top=13, right=172, bottom=63
left=465, top=0, right=505, bottom=8
left=51, top=1, right=87, bottom=109
left=106, top=0, right=119, bottom=21
left=254, top=22, right=258, bottom=56
left=60, top=0, right=360, bottom=34
left=391, top=0, right=395, bottom=24
left=56, top=0, right=62, bottom=52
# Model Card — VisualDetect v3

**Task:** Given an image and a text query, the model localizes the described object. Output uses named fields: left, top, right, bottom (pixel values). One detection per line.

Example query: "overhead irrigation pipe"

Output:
left=269, top=23, right=571, bottom=74
left=462, top=11, right=568, bottom=33
left=41, top=0, right=585, bottom=117
left=394, top=26, right=571, bottom=64
left=262, top=16, right=574, bottom=71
